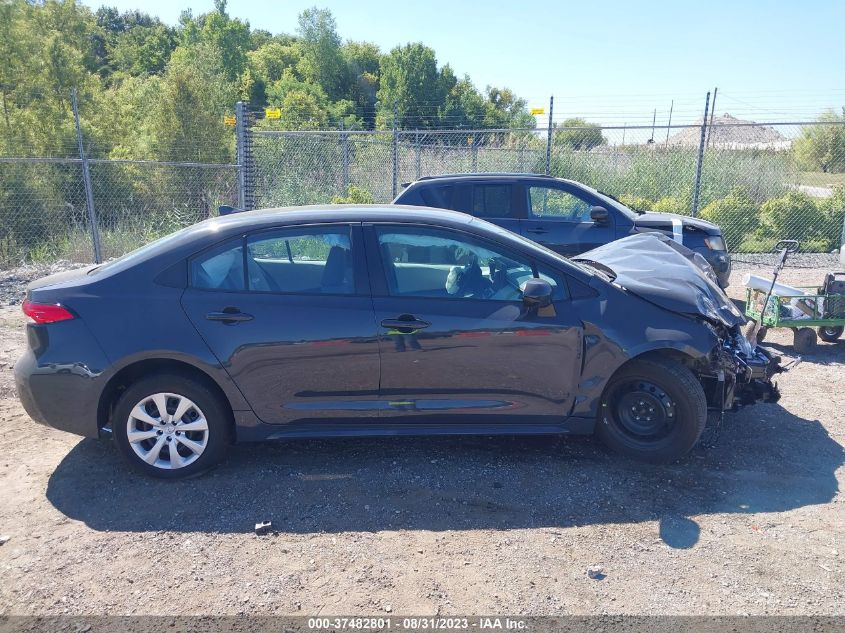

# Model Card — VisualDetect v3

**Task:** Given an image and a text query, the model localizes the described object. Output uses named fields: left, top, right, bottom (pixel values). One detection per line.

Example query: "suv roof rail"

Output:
left=413, top=172, right=558, bottom=182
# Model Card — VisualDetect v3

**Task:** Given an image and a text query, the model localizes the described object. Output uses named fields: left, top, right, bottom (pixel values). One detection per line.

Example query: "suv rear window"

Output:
left=472, top=184, right=512, bottom=218
left=450, top=183, right=514, bottom=218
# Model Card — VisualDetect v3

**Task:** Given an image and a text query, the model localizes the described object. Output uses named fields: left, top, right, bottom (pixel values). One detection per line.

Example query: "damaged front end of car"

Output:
left=578, top=232, right=793, bottom=414
left=698, top=321, right=786, bottom=413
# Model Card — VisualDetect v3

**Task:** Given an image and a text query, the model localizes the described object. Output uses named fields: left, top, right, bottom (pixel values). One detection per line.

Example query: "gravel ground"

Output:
left=0, top=262, right=89, bottom=306
left=0, top=266, right=843, bottom=616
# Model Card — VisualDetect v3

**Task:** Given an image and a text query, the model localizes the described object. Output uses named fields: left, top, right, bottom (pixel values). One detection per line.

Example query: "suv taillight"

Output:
left=22, top=299, right=75, bottom=324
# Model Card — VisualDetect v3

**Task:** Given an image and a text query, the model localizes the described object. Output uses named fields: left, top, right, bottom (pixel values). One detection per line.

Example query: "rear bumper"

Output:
left=14, top=339, right=105, bottom=439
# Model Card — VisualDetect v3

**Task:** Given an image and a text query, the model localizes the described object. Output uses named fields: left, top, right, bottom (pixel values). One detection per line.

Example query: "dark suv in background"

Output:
left=394, top=173, right=732, bottom=287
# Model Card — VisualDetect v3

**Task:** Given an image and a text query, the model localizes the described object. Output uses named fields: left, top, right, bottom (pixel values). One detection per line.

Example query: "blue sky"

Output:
left=82, top=0, right=845, bottom=127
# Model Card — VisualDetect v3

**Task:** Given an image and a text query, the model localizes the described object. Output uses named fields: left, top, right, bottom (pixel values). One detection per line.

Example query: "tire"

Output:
left=793, top=327, right=818, bottom=354
left=818, top=325, right=843, bottom=342
left=597, top=356, right=707, bottom=463
left=112, top=372, right=231, bottom=479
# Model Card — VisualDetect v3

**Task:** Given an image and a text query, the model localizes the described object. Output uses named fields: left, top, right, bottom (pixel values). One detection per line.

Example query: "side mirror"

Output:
left=590, top=206, right=610, bottom=224
left=522, top=278, right=553, bottom=308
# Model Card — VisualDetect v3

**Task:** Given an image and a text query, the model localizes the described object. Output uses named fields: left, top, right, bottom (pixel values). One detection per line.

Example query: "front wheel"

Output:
left=597, top=356, right=707, bottom=462
left=112, top=373, right=231, bottom=479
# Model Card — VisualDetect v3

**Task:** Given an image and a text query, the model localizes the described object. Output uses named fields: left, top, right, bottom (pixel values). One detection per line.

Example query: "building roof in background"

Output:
left=668, top=113, right=790, bottom=149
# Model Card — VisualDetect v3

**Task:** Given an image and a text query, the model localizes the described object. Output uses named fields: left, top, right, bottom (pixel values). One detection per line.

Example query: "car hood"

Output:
left=633, top=212, right=721, bottom=236
left=576, top=232, right=745, bottom=327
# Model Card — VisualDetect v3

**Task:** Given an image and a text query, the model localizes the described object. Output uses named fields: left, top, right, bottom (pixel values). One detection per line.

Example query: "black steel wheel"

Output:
left=597, top=356, right=707, bottom=462
left=818, top=325, right=843, bottom=343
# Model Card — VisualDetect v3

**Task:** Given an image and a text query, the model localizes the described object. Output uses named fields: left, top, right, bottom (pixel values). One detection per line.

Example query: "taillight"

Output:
left=22, top=299, right=75, bottom=324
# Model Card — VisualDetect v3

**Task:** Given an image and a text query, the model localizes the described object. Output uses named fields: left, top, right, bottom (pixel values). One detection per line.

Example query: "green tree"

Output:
left=483, top=86, right=533, bottom=129
left=111, top=23, right=178, bottom=76
left=794, top=109, right=845, bottom=173
left=376, top=43, right=444, bottom=129
left=441, top=75, right=486, bottom=129
left=343, top=41, right=381, bottom=128
left=296, top=7, right=348, bottom=102
left=149, top=42, right=236, bottom=163
left=248, top=41, right=302, bottom=85
left=179, top=0, right=251, bottom=81
left=554, top=117, right=605, bottom=150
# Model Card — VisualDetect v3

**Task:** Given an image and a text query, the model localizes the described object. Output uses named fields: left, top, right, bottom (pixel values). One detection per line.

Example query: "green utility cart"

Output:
left=745, top=272, right=845, bottom=354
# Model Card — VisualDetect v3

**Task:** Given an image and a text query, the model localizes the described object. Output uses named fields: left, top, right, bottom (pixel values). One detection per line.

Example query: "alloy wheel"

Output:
left=126, top=392, right=209, bottom=470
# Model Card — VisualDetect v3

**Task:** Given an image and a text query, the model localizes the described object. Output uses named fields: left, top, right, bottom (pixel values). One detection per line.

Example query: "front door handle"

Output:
left=206, top=308, right=254, bottom=324
left=381, top=315, right=431, bottom=333
left=526, top=227, right=548, bottom=235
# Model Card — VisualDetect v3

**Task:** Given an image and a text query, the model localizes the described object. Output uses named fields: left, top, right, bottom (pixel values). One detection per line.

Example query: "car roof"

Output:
left=205, top=204, right=475, bottom=231
left=91, top=205, right=484, bottom=278
left=405, top=173, right=578, bottom=186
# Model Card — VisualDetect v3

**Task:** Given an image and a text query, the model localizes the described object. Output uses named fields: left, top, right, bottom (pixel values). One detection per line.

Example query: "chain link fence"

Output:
left=0, top=157, right=239, bottom=267
left=249, top=120, right=845, bottom=268
left=2, top=94, right=844, bottom=269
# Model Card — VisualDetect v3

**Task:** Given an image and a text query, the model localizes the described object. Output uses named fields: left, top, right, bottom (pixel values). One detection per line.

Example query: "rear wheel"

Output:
left=818, top=325, right=843, bottom=342
left=597, top=356, right=707, bottom=462
left=112, top=373, right=231, bottom=479
left=793, top=327, right=818, bottom=354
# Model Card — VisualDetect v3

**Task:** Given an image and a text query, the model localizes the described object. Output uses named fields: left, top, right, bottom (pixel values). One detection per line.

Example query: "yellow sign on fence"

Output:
left=530, top=108, right=545, bottom=115
left=265, top=108, right=281, bottom=120
left=223, top=115, right=236, bottom=126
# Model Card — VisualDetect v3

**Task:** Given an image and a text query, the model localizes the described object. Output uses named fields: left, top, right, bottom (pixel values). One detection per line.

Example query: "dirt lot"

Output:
left=0, top=267, right=843, bottom=616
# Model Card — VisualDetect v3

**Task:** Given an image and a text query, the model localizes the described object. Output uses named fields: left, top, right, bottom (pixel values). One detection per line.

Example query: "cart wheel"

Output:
left=793, top=327, right=818, bottom=354
left=818, top=325, right=844, bottom=342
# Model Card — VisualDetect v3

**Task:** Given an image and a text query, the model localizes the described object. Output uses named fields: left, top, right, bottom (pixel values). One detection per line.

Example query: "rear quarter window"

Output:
left=419, top=185, right=454, bottom=209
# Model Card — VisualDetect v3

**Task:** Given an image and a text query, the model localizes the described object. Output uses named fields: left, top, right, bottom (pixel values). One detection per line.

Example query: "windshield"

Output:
left=591, top=188, right=640, bottom=220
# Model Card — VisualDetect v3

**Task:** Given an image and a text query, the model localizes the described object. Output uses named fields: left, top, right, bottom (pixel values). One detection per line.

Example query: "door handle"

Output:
left=206, top=309, right=254, bottom=324
left=381, top=316, right=431, bottom=333
left=526, top=228, right=548, bottom=235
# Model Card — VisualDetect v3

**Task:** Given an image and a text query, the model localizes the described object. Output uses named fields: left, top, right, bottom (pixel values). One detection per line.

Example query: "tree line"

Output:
left=0, top=0, right=549, bottom=162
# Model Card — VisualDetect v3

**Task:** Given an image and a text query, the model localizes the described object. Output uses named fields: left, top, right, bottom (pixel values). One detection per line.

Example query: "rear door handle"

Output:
left=206, top=309, right=254, bottom=324
left=381, top=316, right=431, bottom=333
left=526, top=228, right=548, bottom=235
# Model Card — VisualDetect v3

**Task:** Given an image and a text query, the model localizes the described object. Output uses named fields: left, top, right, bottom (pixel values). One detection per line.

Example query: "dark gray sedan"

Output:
left=15, top=206, right=782, bottom=478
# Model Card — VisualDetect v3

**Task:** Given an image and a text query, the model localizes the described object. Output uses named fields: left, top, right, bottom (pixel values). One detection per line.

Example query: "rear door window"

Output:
left=246, top=227, right=354, bottom=294
left=471, top=184, right=514, bottom=218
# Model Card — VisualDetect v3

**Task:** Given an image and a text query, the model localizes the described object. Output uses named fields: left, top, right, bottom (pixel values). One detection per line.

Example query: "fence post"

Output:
left=340, top=121, right=350, bottom=196
left=691, top=91, right=711, bottom=217
left=471, top=135, right=478, bottom=172
left=71, top=88, right=102, bottom=264
left=235, top=101, right=255, bottom=211
left=415, top=130, right=421, bottom=179
left=545, top=95, right=554, bottom=175
left=392, top=101, right=399, bottom=198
